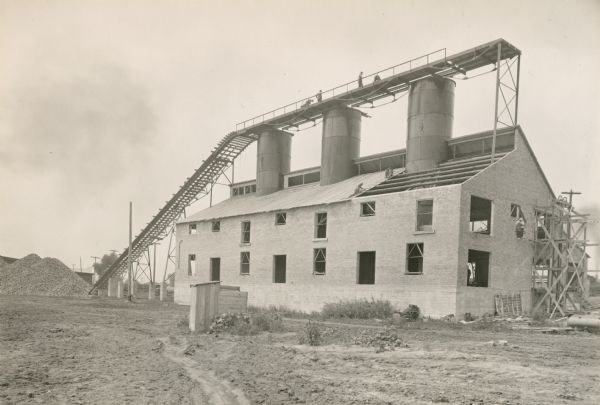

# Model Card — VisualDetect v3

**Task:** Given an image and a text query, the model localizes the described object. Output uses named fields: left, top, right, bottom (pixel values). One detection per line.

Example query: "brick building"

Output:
left=174, top=77, right=553, bottom=317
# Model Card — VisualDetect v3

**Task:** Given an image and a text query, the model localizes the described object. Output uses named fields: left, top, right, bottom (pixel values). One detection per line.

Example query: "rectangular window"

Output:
left=240, top=252, right=250, bottom=274
left=416, top=200, right=433, bottom=231
left=313, top=248, right=326, bottom=275
left=275, top=212, right=287, bottom=225
left=273, top=255, right=286, bottom=283
left=187, top=254, right=196, bottom=276
left=360, top=201, right=376, bottom=217
left=212, top=220, right=221, bottom=232
left=210, top=257, right=221, bottom=281
left=467, top=249, right=489, bottom=287
left=188, top=223, right=197, bottom=235
left=315, top=213, right=327, bottom=239
left=241, top=221, right=251, bottom=243
left=406, top=243, right=424, bottom=274
left=470, top=196, right=492, bottom=234
left=358, top=251, right=376, bottom=284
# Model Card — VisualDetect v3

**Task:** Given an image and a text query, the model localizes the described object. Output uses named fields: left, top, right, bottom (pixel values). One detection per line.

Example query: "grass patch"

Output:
left=321, top=299, right=393, bottom=319
left=248, top=305, right=316, bottom=319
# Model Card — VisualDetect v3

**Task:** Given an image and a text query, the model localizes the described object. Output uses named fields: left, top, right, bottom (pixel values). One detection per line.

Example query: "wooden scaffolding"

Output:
left=532, top=194, right=595, bottom=317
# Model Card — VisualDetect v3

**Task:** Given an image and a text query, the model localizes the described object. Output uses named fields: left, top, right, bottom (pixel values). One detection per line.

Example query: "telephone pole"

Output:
left=128, top=202, right=133, bottom=302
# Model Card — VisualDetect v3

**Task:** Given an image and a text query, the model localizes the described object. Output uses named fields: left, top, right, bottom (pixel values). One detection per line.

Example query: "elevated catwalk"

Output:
left=91, top=38, right=521, bottom=293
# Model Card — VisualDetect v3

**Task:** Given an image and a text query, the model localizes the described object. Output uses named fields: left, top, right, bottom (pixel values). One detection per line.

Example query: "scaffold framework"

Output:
left=532, top=193, right=597, bottom=317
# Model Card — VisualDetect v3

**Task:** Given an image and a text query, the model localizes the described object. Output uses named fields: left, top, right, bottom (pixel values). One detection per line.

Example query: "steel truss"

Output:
left=90, top=38, right=522, bottom=294
left=491, top=43, right=520, bottom=161
left=532, top=196, right=595, bottom=317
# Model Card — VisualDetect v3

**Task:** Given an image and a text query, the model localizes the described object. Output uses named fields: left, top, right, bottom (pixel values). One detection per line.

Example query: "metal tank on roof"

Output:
left=256, top=129, right=292, bottom=196
left=406, top=76, right=455, bottom=172
left=320, top=106, right=362, bottom=186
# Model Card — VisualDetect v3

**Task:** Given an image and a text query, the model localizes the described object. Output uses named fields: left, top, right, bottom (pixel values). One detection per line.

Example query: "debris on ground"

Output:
left=0, top=254, right=90, bottom=296
left=353, top=327, right=409, bottom=352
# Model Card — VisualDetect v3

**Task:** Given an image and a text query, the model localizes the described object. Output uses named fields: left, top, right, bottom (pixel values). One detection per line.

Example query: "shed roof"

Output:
left=180, top=170, right=388, bottom=224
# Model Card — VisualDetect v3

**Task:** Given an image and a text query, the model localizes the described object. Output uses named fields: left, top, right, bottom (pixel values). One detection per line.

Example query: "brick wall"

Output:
left=175, top=185, right=463, bottom=317
left=456, top=129, right=554, bottom=317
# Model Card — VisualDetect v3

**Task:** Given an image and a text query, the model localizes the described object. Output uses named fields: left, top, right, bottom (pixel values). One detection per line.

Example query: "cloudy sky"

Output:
left=1, top=0, right=599, bottom=275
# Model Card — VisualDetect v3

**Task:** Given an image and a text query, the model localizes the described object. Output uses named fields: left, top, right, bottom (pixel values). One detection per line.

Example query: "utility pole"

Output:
left=128, top=202, right=133, bottom=302
left=561, top=189, right=581, bottom=209
left=79, top=256, right=83, bottom=272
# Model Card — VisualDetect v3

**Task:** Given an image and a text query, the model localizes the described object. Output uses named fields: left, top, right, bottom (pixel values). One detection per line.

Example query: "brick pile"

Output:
left=0, top=254, right=90, bottom=296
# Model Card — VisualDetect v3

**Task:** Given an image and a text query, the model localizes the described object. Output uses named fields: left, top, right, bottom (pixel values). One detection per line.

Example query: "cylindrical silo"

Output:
left=406, top=77, right=455, bottom=172
left=256, top=129, right=292, bottom=196
left=320, top=106, right=361, bottom=185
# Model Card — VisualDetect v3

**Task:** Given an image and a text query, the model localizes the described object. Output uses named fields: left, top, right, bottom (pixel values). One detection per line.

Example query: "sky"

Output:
left=1, top=0, right=599, bottom=277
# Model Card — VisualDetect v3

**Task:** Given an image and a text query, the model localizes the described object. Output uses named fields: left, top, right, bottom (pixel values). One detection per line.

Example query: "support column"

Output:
left=148, top=283, right=155, bottom=300
left=160, top=283, right=167, bottom=301
left=108, top=277, right=119, bottom=297
left=117, top=279, right=124, bottom=299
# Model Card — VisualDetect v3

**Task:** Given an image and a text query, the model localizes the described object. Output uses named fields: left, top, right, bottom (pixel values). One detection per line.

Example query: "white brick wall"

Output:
left=456, top=129, right=554, bottom=316
left=175, top=129, right=553, bottom=319
left=175, top=185, right=463, bottom=317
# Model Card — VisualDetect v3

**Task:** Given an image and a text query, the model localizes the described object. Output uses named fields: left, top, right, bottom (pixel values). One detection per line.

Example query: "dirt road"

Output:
left=1, top=295, right=599, bottom=404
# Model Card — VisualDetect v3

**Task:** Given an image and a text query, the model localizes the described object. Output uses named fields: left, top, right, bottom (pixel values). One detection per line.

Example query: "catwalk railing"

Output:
left=90, top=38, right=520, bottom=293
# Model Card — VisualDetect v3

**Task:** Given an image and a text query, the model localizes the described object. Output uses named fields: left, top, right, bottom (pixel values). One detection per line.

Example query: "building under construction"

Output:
left=92, top=39, right=593, bottom=318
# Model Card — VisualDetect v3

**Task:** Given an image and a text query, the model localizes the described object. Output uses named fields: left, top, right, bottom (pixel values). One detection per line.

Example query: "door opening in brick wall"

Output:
left=273, top=255, right=286, bottom=283
left=210, top=257, right=221, bottom=281
left=188, top=254, right=196, bottom=276
left=357, top=251, right=376, bottom=284
left=467, top=249, right=489, bottom=287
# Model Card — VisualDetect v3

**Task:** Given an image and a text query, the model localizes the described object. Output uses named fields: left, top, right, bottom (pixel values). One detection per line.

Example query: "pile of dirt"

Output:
left=0, top=254, right=90, bottom=296
left=352, top=327, right=409, bottom=352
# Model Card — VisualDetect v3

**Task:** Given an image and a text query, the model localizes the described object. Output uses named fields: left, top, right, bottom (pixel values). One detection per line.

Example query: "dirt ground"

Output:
left=1, top=295, right=599, bottom=405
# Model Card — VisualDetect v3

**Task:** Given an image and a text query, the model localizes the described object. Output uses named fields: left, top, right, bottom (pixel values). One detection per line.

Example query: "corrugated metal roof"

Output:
left=180, top=170, right=389, bottom=223
left=359, top=152, right=509, bottom=197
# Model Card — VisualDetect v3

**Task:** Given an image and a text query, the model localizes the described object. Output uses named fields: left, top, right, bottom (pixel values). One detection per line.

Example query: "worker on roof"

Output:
left=316, top=90, right=322, bottom=102
left=374, top=74, right=381, bottom=83
left=358, top=71, right=364, bottom=87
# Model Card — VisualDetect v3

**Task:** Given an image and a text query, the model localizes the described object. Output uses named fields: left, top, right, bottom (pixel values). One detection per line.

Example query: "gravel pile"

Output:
left=0, top=254, right=90, bottom=296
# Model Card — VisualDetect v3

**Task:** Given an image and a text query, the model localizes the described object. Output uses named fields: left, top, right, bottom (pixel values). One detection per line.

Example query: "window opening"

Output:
left=406, top=243, right=424, bottom=274
left=187, top=254, right=196, bottom=276
left=470, top=196, right=492, bottom=234
left=467, top=249, right=489, bottom=287
left=189, top=223, right=197, bottom=235
left=241, top=221, right=251, bottom=243
left=313, top=248, right=326, bottom=274
left=360, top=201, right=376, bottom=217
left=511, top=203, right=526, bottom=239
left=273, top=255, right=286, bottom=283
left=275, top=212, right=287, bottom=225
left=212, top=220, right=221, bottom=232
left=416, top=200, right=433, bottom=231
left=210, top=257, right=221, bottom=281
left=358, top=251, right=376, bottom=284
left=315, top=213, right=327, bottom=239
left=240, top=252, right=250, bottom=274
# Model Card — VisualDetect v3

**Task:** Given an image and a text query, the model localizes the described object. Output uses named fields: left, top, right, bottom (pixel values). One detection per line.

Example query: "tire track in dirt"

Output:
left=160, top=338, right=250, bottom=405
